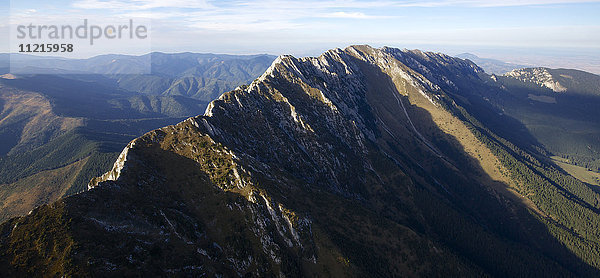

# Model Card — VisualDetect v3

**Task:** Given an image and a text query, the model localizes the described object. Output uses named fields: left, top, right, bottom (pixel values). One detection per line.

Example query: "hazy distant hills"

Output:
left=2, top=46, right=600, bottom=276
left=6, top=52, right=276, bottom=101
left=116, top=53, right=275, bottom=101
left=456, top=53, right=528, bottom=74
left=0, top=53, right=275, bottom=223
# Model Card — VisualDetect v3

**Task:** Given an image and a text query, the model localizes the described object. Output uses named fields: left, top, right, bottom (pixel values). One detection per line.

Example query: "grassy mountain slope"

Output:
left=0, top=83, right=83, bottom=155
left=0, top=157, right=89, bottom=222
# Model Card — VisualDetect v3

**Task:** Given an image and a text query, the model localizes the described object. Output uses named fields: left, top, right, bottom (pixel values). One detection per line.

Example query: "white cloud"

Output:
left=189, top=21, right=305, bottom=32
left=120, top=11, right=180, bottom=19
left=68, top=0, right=599, bottom=35
left=72, top=0, right=213, bottom=10
left=321, top=12, right=389, bottom=19
left=230, top=0, right=398, bottom=10
left=46, top=0, right=600, bottom=34
left=7, top=0, right=599, bottom=55
left=228, top=0, right=600, bottom=10
left=388, top=0, right=600, bottom=7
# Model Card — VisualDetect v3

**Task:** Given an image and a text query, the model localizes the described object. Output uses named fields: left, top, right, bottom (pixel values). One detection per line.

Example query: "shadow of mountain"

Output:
left=344, top=54, right=600, bottom=277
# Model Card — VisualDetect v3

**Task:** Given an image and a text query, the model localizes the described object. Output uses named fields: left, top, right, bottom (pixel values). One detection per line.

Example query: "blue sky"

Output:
left=2, top=0, right=599, bottom=72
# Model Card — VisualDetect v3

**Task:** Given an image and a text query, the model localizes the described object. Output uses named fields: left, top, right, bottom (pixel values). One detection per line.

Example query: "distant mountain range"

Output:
left=4, top=52, right=276, bottom=101
left=456, top=53, right=528, bottom=74
left=1, top=46, right=599, bottom=276
left=0, top=52, right=276, bottom=223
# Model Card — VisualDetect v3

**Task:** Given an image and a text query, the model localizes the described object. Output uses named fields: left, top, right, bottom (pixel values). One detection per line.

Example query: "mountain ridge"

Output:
left=1, top=45, right=600, bottom=277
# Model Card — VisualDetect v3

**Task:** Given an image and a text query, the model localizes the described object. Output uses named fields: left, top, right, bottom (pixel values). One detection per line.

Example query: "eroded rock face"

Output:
left=1, top=46, right=596, bottom=277
left=505, top=67, right=567, bottom=92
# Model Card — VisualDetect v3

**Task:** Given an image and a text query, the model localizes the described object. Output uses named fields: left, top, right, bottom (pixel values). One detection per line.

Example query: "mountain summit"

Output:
left=2, top=46, right=600, bottom=277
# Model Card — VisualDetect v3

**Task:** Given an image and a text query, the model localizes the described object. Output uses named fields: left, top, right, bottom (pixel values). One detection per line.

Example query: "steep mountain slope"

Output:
left=380, top=48, right=600, bottom=270
left=2, top=46, right=600, bottom=276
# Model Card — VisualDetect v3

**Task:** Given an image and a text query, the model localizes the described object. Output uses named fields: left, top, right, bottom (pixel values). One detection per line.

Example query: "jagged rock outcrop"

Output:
left=505, top=67, right=567, bottom=92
